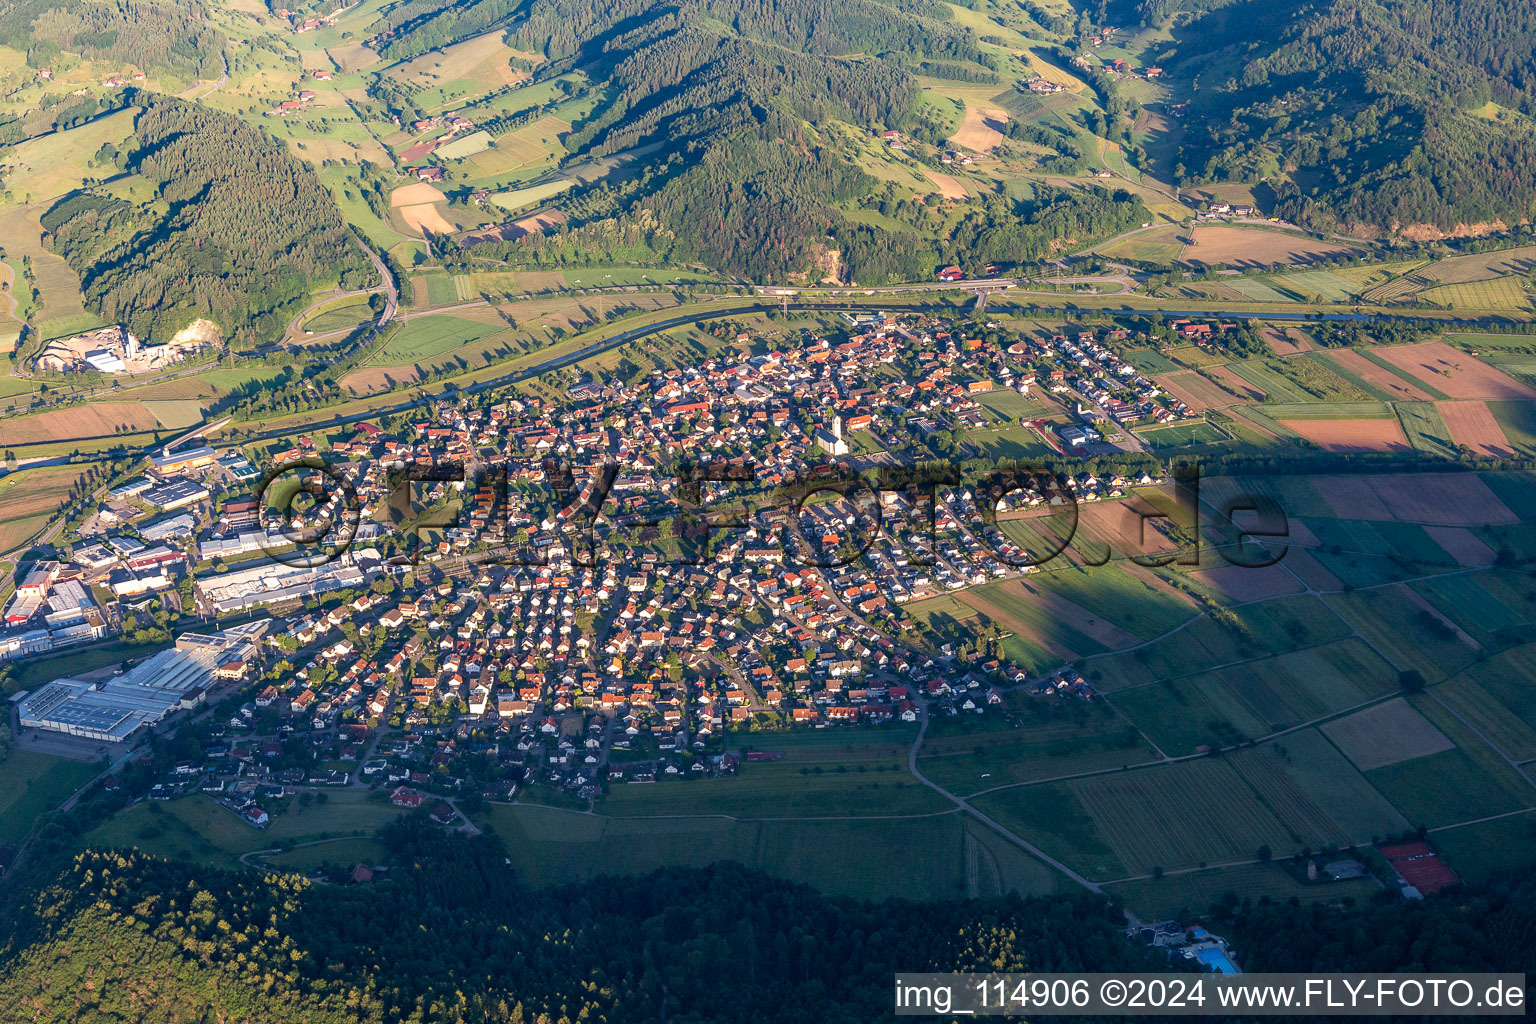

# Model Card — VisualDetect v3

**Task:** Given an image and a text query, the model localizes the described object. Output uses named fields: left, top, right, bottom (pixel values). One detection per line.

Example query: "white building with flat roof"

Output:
left=17, top=622, right=267, bottom=742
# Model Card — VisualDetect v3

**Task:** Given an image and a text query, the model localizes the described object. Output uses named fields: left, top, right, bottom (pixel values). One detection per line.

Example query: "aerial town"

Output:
left=2, top=311, right=1202, bottom=812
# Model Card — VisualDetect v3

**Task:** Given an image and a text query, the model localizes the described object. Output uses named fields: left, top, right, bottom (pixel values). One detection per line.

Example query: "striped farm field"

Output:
left=1230, top=730, right=1408, bottom=847
left=0, top=465, right=91, bottom=522
left=491, top=178, right=575, bottom=210
left=1395, top=402, right=1456, bottom=456
left=1323, top=349, right=1433, bottom=401
left=1433, top=675, right=1536, bottom=763
left=1420, top=276, right=1533, bottom=310
left=1070, top=759, right=1294, bottom=873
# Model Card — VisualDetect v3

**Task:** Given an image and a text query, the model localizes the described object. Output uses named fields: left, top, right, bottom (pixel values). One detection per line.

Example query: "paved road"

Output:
left=281, top=238, right=397, bottom=344
left=905, top=705, right=1104, bottom=893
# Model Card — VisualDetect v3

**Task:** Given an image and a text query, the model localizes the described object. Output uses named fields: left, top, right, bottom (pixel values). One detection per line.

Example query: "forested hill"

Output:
left=1135, top=0, right=1536, bottom=235
left=0, top=0, right=226, bottom=81
left=366, top=0, right=1013, bottom=283
left=0, top=823, right=1165, bottom=1024
left=42, top=97, right=373, bottom=345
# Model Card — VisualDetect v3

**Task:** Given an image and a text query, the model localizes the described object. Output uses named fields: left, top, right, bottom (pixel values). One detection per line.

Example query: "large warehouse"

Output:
left=17, top=622, right=268, bottom=742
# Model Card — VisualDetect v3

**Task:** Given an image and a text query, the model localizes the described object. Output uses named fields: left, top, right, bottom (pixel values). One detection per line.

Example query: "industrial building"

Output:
left=196, top=556, right=366, bottom=615
left=142, top=477, right=211, bottom=511
left=150, top=446, right=217, bottom=475
left=16, top=622, right=269, bottom=742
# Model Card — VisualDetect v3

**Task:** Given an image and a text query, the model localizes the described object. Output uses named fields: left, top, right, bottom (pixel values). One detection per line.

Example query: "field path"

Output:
left=906, top=706, right=1105, bottom=893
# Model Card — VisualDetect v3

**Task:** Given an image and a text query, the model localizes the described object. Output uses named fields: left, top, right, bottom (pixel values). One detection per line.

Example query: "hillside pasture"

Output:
left=1095, top=225, right=1184, bottom=264
left=0, top=206, right=89, bottom=321
left=0, top=752, right=101, bottom=844
left=922, top=169, right=969, bottom=199
left=388, top=31, right=527, bottom=108
left=951, top=104, right=1008, bottom=151
left=491, top=178, right=575, bottom=210
left=3, top=108, right=138, bottom=202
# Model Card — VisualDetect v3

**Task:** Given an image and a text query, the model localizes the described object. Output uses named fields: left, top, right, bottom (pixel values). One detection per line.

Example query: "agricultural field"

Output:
left=1110, top=638, right=1398, bottom=754
left=491, top=178, right=576, bottom=210
left=1180, top=226, right=1359, bottom=268
left=1420, top=277, right=1534, bottom=311
left=1094, top=225, right=1186, bottom=264
left=1374, top=342, right=1536, bottom=401
left=599, top=757, right=948, bottom=819
left=1320, top=699, right=1455, bottom=771
left=1365, top=245, right=1536, bottom=305
left=1437, top=401, right=1514, bottom=457
left=485, top=802, right=1058, bottom=901
left=1279, top=417, right=1411, bottom=452
left=0, top=464, right=90, bottom=523
left=302, top=298, right=375, bottom=334
left=364, top=313, right=501, bottom=365
left=916, top=703, right=1156, bottom=795
left=1069, top=758, right=1295, bottom=875
left=0, top=401, right=183, bottom=444
left=1106, top=861, right=1381, bottom=921
left=80, top=791, right=409, bottom=872
left=0, top=108, right=138, bottom=203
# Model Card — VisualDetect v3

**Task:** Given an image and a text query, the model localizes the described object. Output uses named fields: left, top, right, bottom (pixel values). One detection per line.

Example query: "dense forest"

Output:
left=362, top=0, right=1064, bottom=281
left=0, top=822, right=1169, bottom=1024
left=42, top=97, right=372, bottom=344
left=1229, top=870, right=1536, bottom=974
left=0, top=0, right=226, bottom=80
left=1140, top=0, right=1536, bottom=233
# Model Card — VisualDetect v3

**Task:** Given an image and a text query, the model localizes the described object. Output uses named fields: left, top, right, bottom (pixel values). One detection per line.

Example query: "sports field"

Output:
left=1135, top=420, right=1228, bottom=449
